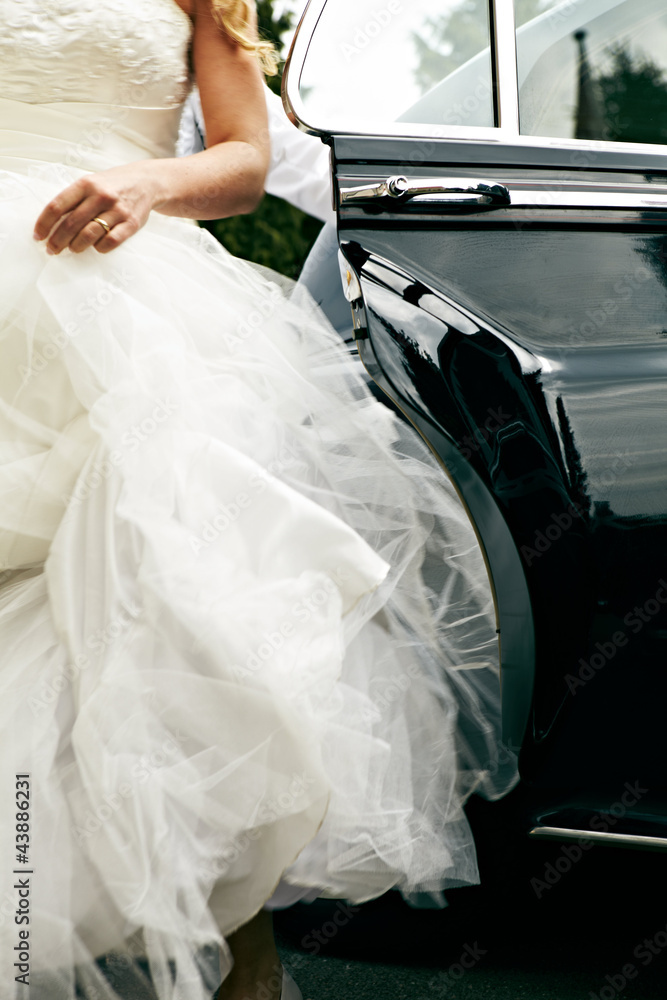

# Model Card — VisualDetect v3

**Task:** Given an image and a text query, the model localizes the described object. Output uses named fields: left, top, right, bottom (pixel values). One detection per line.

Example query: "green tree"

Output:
left=256, top=0, right=293, bottom=96
left=597, top=46, right=667, bottom=145
left=204, top=1, right=323, bottom=279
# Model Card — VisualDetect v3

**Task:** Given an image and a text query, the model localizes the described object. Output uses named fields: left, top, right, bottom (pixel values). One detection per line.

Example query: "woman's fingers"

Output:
left=92, top=220, right=139, bottom=254
left=47, top=214, right=136, bottom=254
left=67, top=216, right=116, bottom=254
left=33, top=177, right=95, bottom=242
left=34, top=176, right=121, bottom=254
left=38, top=195, right=116, bottom=254
left=34, top=167, right=154, bottom=254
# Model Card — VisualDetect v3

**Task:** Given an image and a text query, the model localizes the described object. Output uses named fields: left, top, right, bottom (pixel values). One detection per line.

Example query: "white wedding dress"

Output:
left=0, top=1, right=517, bottom=997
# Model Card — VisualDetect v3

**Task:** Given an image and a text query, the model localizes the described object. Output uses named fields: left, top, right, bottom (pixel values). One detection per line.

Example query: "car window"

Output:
left=516, top=0, right=667, bottom=144
left=297, top=0, right=495, bottom=133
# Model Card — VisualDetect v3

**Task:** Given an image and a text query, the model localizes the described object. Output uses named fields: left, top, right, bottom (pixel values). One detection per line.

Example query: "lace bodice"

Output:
left=0, top=0, right=192, bottom=109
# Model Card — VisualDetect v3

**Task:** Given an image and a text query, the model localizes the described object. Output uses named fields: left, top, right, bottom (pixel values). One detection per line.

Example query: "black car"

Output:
left=284, top=0, right=667, bottom=850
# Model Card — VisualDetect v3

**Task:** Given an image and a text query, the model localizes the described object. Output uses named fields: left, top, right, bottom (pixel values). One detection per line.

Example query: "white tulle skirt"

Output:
left=0, top=120, right=517, bottom=999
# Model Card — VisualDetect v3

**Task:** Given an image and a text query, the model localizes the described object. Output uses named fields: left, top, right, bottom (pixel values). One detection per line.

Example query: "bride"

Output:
left=0, top=1, right=516, bottom=998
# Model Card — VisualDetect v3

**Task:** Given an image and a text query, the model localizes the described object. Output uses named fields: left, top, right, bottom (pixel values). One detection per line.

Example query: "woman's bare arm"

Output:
left=155, top=0, right=270, bottom=219
left=33, top=0, right=270, bottom=254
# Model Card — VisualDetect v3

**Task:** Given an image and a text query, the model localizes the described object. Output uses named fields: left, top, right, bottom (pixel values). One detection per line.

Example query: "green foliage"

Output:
left=597, top=47, right=667, bottom=145
left=411, top=1, right=667, bottom=148
left=205, top=0, right=323, bottom=278
left=256, top=0, right=293, bottom=94
left=203, top=194, right=322, bottom=280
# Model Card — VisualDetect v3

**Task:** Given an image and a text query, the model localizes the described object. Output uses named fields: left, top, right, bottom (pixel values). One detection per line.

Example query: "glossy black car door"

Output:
left=287, top=0, right=667, bottom=834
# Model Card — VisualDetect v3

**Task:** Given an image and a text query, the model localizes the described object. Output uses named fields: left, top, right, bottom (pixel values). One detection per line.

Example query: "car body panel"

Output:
left=285, top=0, right=667, bottom=840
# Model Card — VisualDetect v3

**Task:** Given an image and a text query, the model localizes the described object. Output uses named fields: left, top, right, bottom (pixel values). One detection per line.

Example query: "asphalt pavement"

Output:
left=91, top=791, right=667, bottom=999
left=275, top=793, right=667, bottom=1000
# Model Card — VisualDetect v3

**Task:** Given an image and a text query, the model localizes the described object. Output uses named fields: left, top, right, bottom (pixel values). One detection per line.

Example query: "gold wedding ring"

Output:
left=92, top=217, right=111, bottom=235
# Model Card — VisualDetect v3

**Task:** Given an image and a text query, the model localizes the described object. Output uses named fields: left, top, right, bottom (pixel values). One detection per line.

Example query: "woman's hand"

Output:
left=33, top=161, right=162, bottom=255
left=33, top=0, right=270, bottom=255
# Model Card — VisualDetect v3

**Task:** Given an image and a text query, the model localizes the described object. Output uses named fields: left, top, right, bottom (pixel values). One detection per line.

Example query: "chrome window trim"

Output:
left=282, top=0, right=667, bottom=161
left=338, top=190, right=667, bottom=212
left=336, top=171, right=667, bottom=195
left=337, top=171, right=667, bottom=211
left=335, top=168, right=667, bottom=212
left=530, top=827, right=667, bottom=851
left=493, top=0, right=519, bottom=132
left=281, top=0, right=328, bottom=137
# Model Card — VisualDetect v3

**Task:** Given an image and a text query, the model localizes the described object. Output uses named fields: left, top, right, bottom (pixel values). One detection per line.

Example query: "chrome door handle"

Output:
left=340, top=175, right=511, bottom=207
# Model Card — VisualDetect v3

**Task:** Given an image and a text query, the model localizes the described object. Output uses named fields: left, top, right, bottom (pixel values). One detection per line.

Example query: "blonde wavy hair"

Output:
left=210, top=0, right=279, bottom=75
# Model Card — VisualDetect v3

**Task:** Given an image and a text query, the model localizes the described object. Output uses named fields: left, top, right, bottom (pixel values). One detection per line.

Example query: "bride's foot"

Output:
left=215, top=910, right=284, bottom=1000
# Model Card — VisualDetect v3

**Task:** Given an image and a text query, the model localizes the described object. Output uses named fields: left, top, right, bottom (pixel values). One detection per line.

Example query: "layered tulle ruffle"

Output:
left=0, top=105, right=517, bottom=1000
